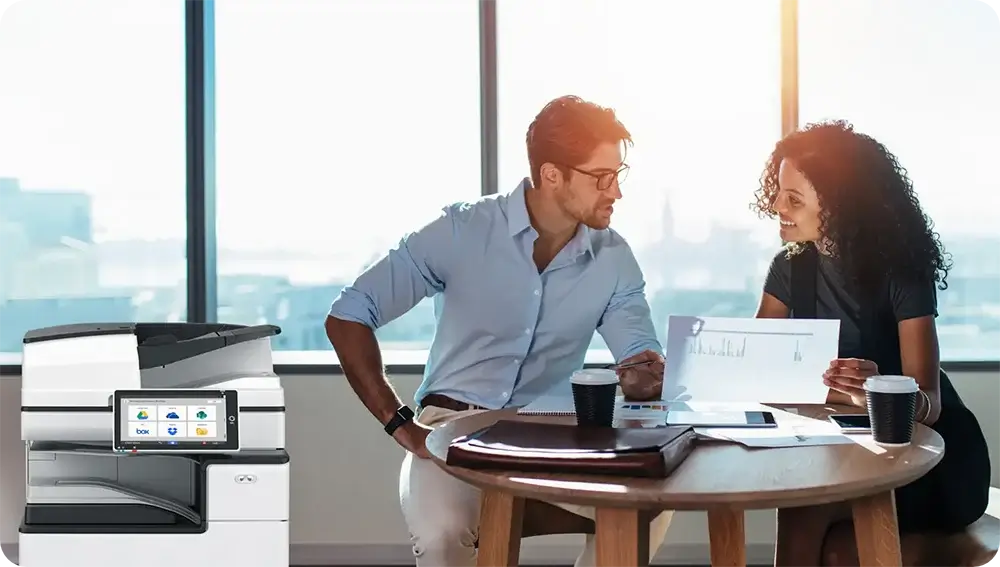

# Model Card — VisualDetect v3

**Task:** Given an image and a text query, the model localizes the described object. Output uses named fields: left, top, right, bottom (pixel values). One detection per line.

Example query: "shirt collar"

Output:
left=506, top=177, right=594, bottom=258
left=507, top=177, right=533, bottom=237
left=569, top=222, right=595, bottom=258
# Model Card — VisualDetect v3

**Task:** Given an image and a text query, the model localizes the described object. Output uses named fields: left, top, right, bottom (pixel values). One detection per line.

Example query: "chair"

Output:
left=473, top=498, right=596, bottom=550
left=965, top=487, right=999, bottom=566
left=522, top=499, right=596, bottom=538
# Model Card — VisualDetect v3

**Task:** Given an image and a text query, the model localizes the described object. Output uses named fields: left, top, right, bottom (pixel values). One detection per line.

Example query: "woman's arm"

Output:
left=755, top=291, right=790, bottom=319
left=889, top=276, right=943, bottom=425
left=898, top=315, right=942, bottom=425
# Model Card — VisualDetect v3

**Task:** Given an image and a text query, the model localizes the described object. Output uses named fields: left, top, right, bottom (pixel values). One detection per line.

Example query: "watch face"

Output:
left=385, top=406, right=414, bottom=435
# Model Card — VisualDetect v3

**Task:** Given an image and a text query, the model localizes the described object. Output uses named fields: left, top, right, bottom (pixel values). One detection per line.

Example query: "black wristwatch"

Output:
left=384, top=405, right=415, bottom=436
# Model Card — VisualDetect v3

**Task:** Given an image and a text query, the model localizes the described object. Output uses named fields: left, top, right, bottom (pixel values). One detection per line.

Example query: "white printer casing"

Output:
left=17, top=322, right=290, bottom=567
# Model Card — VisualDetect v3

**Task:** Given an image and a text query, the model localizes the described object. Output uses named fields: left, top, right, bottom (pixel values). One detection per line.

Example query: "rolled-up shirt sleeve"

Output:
left=328, top=207, right=459, bottom=330
left=597, top=239, right=662, bottom=362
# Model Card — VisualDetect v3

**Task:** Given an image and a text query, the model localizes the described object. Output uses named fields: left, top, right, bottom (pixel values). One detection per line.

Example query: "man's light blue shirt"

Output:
left=328, top=179, right=662, bottom=409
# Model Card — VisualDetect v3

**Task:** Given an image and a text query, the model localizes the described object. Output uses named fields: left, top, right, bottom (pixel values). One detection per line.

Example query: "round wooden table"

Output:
left=426, top=405, right=945, bottom=567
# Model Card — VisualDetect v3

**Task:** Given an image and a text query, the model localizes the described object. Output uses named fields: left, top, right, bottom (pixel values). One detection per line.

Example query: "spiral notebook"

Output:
left=516, top=393, right=576, bottom=416
left=517, top=394, right=670, bottom=420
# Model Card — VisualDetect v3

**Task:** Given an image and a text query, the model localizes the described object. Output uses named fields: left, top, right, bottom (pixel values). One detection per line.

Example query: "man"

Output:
left=326, top=95, right=673, bottom=567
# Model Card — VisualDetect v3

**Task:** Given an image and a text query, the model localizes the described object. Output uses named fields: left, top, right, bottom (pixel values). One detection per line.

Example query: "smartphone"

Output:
left=665, top=410, right=777, bottom=428
left=828, top=413, right=872, bottom=433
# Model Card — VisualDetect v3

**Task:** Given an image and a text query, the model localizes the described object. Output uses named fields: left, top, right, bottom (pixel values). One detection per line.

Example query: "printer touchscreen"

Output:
left=114, top=389, right=240, bottom=453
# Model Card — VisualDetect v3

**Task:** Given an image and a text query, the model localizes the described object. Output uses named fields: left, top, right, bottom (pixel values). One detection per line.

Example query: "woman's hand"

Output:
left=824, top=358, right=879, bottom=408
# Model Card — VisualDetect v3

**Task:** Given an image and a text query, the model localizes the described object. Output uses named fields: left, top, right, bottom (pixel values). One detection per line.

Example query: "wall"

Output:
left=1, top=370, right=997, bottom=565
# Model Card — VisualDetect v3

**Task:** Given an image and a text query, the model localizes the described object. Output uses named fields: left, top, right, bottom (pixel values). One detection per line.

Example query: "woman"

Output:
left=751, top=120, right=992, bottom=566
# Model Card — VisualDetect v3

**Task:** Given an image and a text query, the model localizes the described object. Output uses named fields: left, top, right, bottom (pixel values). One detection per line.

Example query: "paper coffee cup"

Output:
left=864, top=375, right=919, bottom=447
left=570, top=369, right=619, bottom=427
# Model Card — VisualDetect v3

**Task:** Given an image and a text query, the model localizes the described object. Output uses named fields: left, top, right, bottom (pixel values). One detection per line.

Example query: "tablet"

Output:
left=113, top=389, right=240, bottom=453
left=665, top=410, right=777, bottom=428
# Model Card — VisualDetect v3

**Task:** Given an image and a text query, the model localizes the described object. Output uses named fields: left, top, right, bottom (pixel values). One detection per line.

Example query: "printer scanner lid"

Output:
left=23, top=322, right=282, bottom=370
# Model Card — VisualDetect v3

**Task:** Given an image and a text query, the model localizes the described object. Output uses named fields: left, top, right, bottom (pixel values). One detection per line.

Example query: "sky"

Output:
left=0, top=0, right=998, bottom=261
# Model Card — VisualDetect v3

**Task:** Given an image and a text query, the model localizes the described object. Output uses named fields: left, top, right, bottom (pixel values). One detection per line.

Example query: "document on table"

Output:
left=686, top=402, right=858, bottom=448
left=699, top=422, right=859, bottom=448
left=663, top=316, right=840, bottom=404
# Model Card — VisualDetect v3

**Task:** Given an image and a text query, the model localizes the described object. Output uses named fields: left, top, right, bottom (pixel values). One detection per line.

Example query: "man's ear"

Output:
left=539, top=163, right=562, bottom=188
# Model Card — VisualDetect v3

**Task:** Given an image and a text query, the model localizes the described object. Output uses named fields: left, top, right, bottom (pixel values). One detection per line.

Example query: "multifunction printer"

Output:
left=18, top=322, right=290, bottom=566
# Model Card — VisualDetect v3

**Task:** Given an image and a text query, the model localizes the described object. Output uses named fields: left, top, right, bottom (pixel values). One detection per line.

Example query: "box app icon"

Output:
left=129, top=422, right=155, bottom=437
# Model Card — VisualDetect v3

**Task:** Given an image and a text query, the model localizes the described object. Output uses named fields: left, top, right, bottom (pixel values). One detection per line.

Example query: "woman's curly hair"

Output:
left=751, top=120, right=951, bottom=291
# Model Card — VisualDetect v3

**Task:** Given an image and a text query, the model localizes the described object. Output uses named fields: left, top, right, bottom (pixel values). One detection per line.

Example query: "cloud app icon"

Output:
left=196, top=427, right=209, bottom=436
left=167, top=426, right=178, bottom=436
left=196, top=410, right=208, bottom=420
left=136, top=410, right=149, bottom=420
left=166, top=411, right=180, bottom=419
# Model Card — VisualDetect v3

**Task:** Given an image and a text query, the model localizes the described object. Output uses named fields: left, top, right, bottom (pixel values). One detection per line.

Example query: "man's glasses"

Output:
left=564, top=164, right=630, bottom=191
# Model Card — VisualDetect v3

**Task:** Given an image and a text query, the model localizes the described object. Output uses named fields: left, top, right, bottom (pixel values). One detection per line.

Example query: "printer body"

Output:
left=18, top=323, right=289, bottom=567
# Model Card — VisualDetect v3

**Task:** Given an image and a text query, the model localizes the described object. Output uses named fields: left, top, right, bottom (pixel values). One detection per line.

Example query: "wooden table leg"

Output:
left=476, top=489, right=525, bottom=567
left=706, top=507, right=747, bottom=567
left=595, top=507, right=650, bottom=567
left=851, top=491, right=902, bottom=567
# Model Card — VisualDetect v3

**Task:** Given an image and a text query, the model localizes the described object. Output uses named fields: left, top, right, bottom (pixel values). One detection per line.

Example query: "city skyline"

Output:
left=3, top=172, right=998, bottom=363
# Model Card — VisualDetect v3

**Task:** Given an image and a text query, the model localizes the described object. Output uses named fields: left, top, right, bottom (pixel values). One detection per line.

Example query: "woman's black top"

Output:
left=765, top=244, right=991, bottom=533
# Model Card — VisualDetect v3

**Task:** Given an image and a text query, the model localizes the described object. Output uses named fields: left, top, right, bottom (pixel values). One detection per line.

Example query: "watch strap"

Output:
left=384, top=405, right=415, bottom=436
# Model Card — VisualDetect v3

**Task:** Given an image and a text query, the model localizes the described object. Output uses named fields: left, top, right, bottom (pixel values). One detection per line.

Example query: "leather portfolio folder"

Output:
left=446, top=420, right=697, bottom=478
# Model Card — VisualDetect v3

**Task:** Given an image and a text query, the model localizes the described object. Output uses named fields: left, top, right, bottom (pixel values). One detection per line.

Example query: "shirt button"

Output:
left=524, top=328, right=531, bottom=335
left=534, top=289, right=540, bottom=296
left=513, top=359, right=520, bottom=365
left=501, top=391, right=509, bottom=398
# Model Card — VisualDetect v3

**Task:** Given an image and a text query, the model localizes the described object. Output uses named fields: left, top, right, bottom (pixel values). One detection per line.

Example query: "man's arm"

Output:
left=596, top=241, right=665, bottom=400
left=325, top=208, right=458, bottom=454
left=596, top=241, right=661, bottom=362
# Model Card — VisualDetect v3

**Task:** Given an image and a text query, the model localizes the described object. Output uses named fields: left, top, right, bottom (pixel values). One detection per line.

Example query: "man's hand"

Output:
left=617, top=349, right=665, bottom=401
left=392, top=420, right=433, bottom=459
left=824, top=358, right=879, bottom=409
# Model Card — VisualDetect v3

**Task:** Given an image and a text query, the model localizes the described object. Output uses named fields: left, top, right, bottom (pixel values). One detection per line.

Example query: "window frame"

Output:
left=0, top=0, right=995, bottom=377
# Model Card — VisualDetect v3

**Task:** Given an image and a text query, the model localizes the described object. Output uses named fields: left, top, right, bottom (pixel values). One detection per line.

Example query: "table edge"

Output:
left=427, top=409, right=946, bottom=510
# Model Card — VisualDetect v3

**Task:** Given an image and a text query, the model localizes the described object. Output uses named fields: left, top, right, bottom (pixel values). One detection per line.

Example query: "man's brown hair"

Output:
left=525, top=95, right=633, bottom=189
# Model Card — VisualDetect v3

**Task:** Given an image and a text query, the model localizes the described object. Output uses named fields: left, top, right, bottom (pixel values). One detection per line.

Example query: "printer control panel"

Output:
left=113, top=389, right=240, bottom=453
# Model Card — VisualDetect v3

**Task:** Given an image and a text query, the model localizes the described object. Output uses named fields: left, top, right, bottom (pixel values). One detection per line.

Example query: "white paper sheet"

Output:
left=663, top=315, right=840, bottom=404
left=700, top=425, right=859, bottom=448
left=683, top=402, right=858, bottom=448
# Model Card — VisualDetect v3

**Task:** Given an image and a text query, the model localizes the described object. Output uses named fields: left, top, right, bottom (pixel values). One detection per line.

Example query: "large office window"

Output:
left=798, top=0, right=1000, bottom=361
left=2, top=0, right=994, bottom=368
left=0, top=0, right=188, bottom=361
left=497, top=0, right=783, bottom=361
left=213, top=0, right=481, bottom=356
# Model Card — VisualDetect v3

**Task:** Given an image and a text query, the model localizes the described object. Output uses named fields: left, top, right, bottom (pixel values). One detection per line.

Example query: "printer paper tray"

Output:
left=30, top=478, right=201, bottom=525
